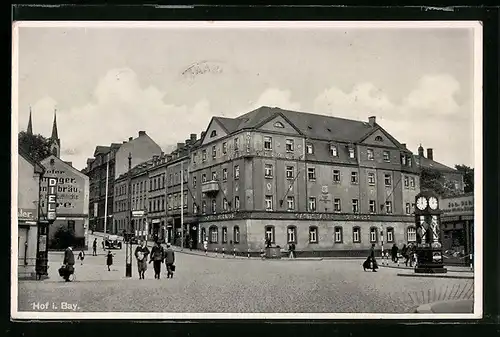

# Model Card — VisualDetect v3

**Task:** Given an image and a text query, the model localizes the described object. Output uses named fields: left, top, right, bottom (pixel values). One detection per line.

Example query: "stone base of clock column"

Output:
left=415, top=266, right=448, bottom=274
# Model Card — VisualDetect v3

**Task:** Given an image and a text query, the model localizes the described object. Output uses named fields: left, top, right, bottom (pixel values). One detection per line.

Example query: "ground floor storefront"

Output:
left=196, top=212, right=416, bottom=257
left=17, top=221, right=39, bottom=279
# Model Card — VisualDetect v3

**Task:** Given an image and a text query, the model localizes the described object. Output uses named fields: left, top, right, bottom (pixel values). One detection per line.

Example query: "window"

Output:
left=234, top=165, right=240, bottom=179
left=334, top=226, right=343, bottom=243
left=234, top=138, right=239, bottom=151
left=308, top=197, right=317, bottom=212
left=407, top=226, right=416, bottom=242
left=193, top=203, right=198, bottom=214
left=348, top=148, right=355, bottom=159
left=404, top=176, right=409, bottom=187
left=192, top=153, right=196, bottom=164
left=234, top=196, right=240, bottom=211
left=210, top=130, right=217, bottom=138
left=386, top=227, right=394, bottom=243
left=383, top=150, right=390, bottom=162
left=333, top=170, right=341, bottom=182
left=212, top=146, right=217, bottom=159
left=352, top=199, right=359, bottom=213
left=384, top=174, right=392, bottom=186
left=209, top=226, right=218, bottom=243
left=168, top=195, right=172, bottom=210
left=202, top=150, right=207, bottom=162
left=222, top=142, right=227, bottom=154
left=222, top=168, right=228, bottom=181
left=370, top=227, right=378, bottom=243
left=183, top=192, right=188, bottom=208
left=264, top=136, right=272, bottom=150
left=222, top=227, right=228, bottom=243
left=308, top=167, right=316, bottom=180
left=334, top=198, right=341, bottom=212
left=287, top=196, right=295, bottom=211
left=193, top=176, right=197, bottom=189
left=368, top=172, right=376, bottom=185
left=306, top=144, right=314, bottom=154
left=202, top=201, right=207, bottom=214
left=330, top=144, right=338, bottom=157
left=223, top=198, right=229, bottom=212
left=385, top=201, right=393, bottom=214
left=265, top=164, right=273, bottom=178
left=286, top=166, right=294, bottom=179
left=211, top=199, right=217, bottom=213
left=274, top=121, right=284, bottom=128
left=233, top=226, right=240, bottom=243
left=408, top=156, right=412, bottom=167
left=286, top=139, right=294, bottom=152
left=410, top=177, right=415, bottom=188
left=309, top=226, right=318, bottom=243
left=184, top=169, right=188, bottom=182
left=287, top=226, right=297, bottom=243
left=369, top=200, right=376, bottom=214
left=212, top=171, right=217, bottom=181
left=202, top=173, right=207, bottom=183
left=405, top=203, right=411, bottom=214
left=411, top=203, right=415, bottom=212
left=401, top=155, right=407, bottom=166
left=265, top=226, right=275, bottom=243
left=367, top=149, right=374, bottom=160
left=375, top=136, right=383, bottom=142
left=351, top=171, right=358, bottom=184
left=265, top=195, right=273, bottom=211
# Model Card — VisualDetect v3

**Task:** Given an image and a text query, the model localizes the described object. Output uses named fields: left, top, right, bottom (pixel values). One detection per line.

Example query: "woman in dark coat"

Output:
left=106, top=250, right=114, bottom=271
left=149, top=241, right=164, bottom=279
left=363, top=243, right=378, bottom=272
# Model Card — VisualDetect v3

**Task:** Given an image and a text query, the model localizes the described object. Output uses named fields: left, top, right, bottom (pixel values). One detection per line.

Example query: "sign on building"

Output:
left=46, top=177, right=58, bottom=221
left=441, top=195, right=474, bottom=216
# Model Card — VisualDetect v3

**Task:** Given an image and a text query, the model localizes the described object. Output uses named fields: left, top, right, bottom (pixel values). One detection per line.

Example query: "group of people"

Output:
left=134, top=240, right=176, bottom=280
left=389, top=243, right=417, bottom=267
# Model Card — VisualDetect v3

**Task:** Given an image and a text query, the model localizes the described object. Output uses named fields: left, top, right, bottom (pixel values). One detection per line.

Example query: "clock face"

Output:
left=416, top=196, right=428, bottom=211
left=428, top=197, right=438, bottom=210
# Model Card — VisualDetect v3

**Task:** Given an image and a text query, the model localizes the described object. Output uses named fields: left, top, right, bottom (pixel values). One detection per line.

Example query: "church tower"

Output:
left=49, top=108, right=61, bottom=158
left=27, top=106, right=33, bottom=135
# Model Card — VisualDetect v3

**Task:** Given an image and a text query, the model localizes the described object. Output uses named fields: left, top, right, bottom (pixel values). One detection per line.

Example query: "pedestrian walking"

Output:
left=135, top=240, right=150, bottom=279
left=363, top=243, right=378, bottom=272
left=62, top=245, right=75, bottom=282
left=288, top=242, right=296, bottom=259
left=106, top=250, right=114, bottom=271
left=391, top=243, right=399, bottom=263
left=401, top=244, right=409, bottom=266
left=92, top=238, right=97, bottom=256
left=149, top=241, right=164, bottom=279
left=77, top=250, right=85, bottom=265
left=164, top=243, right=175, bottom=278
left=189, top=237, right=193, bottom=251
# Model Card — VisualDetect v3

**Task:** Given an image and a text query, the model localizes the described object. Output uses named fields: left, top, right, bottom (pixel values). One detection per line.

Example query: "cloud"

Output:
left=251, top=88, right=301, bottom=111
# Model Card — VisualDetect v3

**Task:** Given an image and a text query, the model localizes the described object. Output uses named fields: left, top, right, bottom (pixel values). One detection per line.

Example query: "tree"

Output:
left=420, top=167, right=463, bottom=197
left=51, top=226, right=76, bottom=249
left=455, top=164, right=474, bottom=193
left=18, top=131, right=52, bottom=162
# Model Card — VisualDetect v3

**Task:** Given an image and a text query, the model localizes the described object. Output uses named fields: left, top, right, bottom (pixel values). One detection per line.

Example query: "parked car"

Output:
left=104, top=235, right=122, bottom=249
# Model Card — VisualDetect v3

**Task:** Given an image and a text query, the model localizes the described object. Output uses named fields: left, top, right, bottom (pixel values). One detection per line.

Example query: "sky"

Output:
left=14, top=22, right=479, bottom=171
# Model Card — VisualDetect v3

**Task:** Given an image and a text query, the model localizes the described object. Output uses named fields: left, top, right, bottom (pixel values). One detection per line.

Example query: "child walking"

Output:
left=77, top=250, right=85, bottom=265
left=106, top=250, right=114, bottom=271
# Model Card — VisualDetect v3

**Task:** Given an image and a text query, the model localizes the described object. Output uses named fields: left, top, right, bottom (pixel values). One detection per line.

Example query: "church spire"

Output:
left=27, top=106, right=33, bottom=135
left=51, top=108, right=59, bottom=144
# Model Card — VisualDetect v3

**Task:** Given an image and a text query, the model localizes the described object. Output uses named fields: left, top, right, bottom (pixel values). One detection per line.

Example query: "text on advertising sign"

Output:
left=46, top=178, right=57, bottom=221
left=441, top=195, right=474, bottom=216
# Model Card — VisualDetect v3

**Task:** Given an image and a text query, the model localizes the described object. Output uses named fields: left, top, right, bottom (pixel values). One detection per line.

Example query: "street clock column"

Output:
left=414, top=192, right=448, bottom=274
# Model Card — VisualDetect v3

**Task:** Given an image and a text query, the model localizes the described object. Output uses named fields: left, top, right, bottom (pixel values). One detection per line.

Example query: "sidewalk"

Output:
left=378, top=260, right=473, bottom=273
left=415, top=299, right=474, bottom=313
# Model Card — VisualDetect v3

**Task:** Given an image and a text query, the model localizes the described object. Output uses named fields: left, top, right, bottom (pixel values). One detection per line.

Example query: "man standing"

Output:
left=391, top=243, right=399, bottom=263
left=135, top=240, right=150, bottom=279
left=63, top=245, right=75, bottom=282
left=164, top=243, right=175, bottom=278
left=149, top=241, right=164, bottom=279
left=92, top=238, right=98, bottom=256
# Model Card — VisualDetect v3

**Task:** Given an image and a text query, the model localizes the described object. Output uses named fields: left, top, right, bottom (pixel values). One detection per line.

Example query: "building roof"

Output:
left=213, top=106, right=384, bottom=144
left=416, top=155, right=458, bottom=173
left=18, top=147, right=45, bottom=174
left=93, top=146, right=111, bottom=157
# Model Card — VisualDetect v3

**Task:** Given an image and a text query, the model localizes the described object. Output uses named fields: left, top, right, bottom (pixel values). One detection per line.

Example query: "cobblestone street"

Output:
left=17, top=238, right=474, bottom=313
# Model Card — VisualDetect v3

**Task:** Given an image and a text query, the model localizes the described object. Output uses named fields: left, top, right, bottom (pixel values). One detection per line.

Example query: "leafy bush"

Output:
left=51, top=226, right=76, bottom=249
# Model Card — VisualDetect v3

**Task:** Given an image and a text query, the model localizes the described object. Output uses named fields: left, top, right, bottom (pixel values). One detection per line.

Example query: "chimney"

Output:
left=177, top=142, right=184, bottom=150
left=129, top=137, right=133, bottom=141
left=418, top=144, right=424, bottom=157
left=401, top=143, right=406, bottom=148
left=138, top=131, right=146, bottom=137
left=201, top=131, right=206, bottom=139
left=123, top=141, right=127, bottom=144
left=368, top=116, right=376, bottom=126
left=190, top=133, right=197, bottom=141
left=185, top=139, right=191, bottom=146
left=167, top=154, right=172, bottom=161
left=160, top=151, right=165, bottom=157
left=427, top=148, right=434, bottom=161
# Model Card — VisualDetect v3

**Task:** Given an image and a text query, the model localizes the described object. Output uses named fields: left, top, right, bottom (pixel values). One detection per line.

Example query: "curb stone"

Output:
left=397, top=272, right=474, bottom=280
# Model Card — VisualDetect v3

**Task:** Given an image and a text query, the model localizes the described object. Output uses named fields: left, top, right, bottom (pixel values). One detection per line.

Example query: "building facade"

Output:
left=147, top=154, right=167, bottom=241
left=40, top=155, right=90, bottom=249
left=17, top=149, right=45, bottom=279
left=188, top=107, right=421, bottom=256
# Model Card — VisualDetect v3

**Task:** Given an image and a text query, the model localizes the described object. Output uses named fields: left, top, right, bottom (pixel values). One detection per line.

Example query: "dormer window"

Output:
left=375, top=136, right=383, bottom=142
left=348, top=148, right=355, bottom=159
left=306, top=144, right=314, bottom=154
left=330, top=144, right=338, bottom=157
left=210, top=130, right=217, bottom=138
left=274, top=122, right=284, bottom=128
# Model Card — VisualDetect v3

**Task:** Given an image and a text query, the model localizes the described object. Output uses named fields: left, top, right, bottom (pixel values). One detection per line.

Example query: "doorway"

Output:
left=18, top=227, right=29, bottom=275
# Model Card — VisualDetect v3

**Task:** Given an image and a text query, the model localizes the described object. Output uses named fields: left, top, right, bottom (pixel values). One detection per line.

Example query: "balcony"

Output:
left=201, top=180, right=220, bottom=194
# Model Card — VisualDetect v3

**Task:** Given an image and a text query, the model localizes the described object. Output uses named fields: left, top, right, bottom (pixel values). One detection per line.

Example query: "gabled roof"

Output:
left=416, top=155, right=458, bottom=173
left=93, top=146, right=111, bottom=157
left=41, top=155, right=89, bottom=179
left=18, top=147, right=45, bottom=174
left=213, top=116, right=243, bottom=134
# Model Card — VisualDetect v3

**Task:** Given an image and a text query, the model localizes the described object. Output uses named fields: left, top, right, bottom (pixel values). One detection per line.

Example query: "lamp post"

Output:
left=125, top=152, right=133, bottom=278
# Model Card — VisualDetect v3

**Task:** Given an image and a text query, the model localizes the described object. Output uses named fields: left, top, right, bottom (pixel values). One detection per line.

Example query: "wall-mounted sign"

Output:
left=46, top=177, right=58, bottom=221
left=440, top=195, right=474, bottom=216
left=132, top=210, right=145, bottom=217
left=18, top=208, right=36, bottom=221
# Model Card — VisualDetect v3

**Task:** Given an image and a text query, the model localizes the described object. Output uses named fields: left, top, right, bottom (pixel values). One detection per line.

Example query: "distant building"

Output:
left=40, top=155, right=90, bottom=249
left=17, top=148, right=45, bottom=279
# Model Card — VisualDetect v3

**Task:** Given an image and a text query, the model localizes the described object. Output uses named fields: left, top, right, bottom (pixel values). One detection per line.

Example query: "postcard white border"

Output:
left=11, top=20, right=483, bottom=320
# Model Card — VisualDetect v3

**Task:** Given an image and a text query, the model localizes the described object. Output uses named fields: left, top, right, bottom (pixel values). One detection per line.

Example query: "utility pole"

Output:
left=180, top=159, right=184, bottom=251
left=103, top=153, right=110, bottom=235
left=125, top=152, right=132, bottom=277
